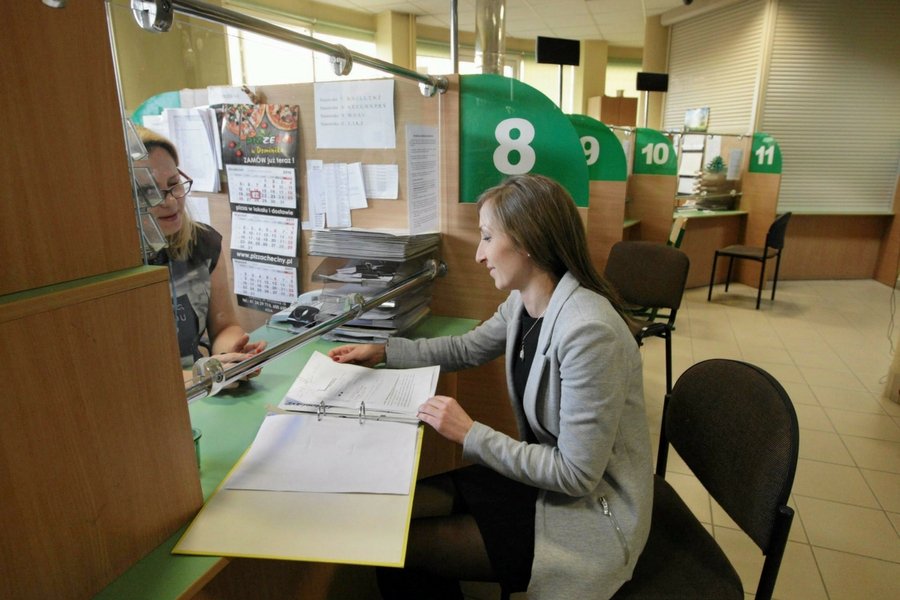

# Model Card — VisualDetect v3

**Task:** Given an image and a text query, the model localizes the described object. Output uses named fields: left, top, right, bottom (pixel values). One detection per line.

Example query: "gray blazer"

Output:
left=387, top=272, right=653, bottom=599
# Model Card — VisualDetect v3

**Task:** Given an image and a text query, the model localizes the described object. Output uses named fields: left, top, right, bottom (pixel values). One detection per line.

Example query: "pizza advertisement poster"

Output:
left=221, top=104, right=300, bottom=167
left=221, top=103, right=302, bottom=314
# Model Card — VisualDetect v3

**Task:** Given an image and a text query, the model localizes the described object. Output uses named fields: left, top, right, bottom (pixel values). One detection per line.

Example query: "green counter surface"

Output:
left=673, top=209, right=747, bottom=219
left=96, top=315, right=479, bottom=600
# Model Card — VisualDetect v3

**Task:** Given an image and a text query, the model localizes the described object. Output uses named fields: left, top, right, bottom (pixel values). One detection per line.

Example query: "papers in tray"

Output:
left=309, top=228, right=440, bottom=260
left=277, top=351, right=438, bottom=424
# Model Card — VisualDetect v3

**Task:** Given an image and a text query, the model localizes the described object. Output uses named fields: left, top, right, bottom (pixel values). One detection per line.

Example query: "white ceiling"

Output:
left=313, top=0, right=687, bottom=48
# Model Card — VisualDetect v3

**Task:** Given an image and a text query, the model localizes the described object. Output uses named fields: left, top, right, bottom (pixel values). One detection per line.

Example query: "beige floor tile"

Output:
left=751, top=360, right=806, bottom=384
left=739, top=344, right=794, bottom=366
left=812, top=547, right=900, bottom=599
left=811, top=386, right=886, bottom=414
left=779, top=380, right=819, bottom=406
left=771, top=541, right=828, bottom=600
left=861, top=469, right=900, bottom=513
left=793, top=460, right=879, bottom=508
left=842, top=435, right=900, bottom=473
left=794, top=496, right=900, bottom=562
left=889, top=512, right=900, bottom=534
left=794, top=404, right=836, bottom=433
left=878, top=395, right=900, bottom=416
left=798, top=429, right=854, bottom=466
left=825, top=408, right=900, bottom=442
left=800, top=366, right=867, bottom=391
left=789, top=348, right=847, bottom=370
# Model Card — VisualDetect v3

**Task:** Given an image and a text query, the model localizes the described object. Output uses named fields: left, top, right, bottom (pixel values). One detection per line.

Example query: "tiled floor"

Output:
left=465, top=278, right=900, bottom=599
left=640, top=279, right=900, bottom=599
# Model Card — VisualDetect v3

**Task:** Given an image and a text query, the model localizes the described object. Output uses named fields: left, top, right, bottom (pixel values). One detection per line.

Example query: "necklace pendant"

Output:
left=519, top=347, right=525, bottom=359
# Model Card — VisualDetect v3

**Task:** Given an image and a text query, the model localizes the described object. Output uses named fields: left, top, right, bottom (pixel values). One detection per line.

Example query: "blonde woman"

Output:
left=137, top=128, right=265, bottom=382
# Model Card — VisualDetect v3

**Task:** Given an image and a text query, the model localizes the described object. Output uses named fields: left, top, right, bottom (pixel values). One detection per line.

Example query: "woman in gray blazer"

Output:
left=329, top=174, right=653, bottom=599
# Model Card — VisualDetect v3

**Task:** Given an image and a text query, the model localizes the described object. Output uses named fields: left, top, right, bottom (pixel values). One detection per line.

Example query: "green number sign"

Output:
left=566, top=114, right=627, bottom=182
left=749, top=132, right=782, bottom=174
left=460, top=74, right=589, bottom=206
left=632, top=128, right=677, bottom=175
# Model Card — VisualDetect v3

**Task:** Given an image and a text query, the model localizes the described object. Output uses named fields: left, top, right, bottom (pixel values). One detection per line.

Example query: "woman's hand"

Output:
left=226, top=333, right=267, bottom=356
left=417, top=395, right=474, bottom=445
left=328, top=344, right=386, bottom=367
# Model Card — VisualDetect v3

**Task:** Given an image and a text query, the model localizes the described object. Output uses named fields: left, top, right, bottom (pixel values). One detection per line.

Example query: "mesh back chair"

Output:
left=613, top=359, right=799, bottom=600
left=604, top=241, right=690, bottom=475
left=707, top=212, right=792, bottom=309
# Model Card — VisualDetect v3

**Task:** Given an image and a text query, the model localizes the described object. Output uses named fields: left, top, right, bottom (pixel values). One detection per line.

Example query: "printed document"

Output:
left=278, top=351, right=439, bottom=421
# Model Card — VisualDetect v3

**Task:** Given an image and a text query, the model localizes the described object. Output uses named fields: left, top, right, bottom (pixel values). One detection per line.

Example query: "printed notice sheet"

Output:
left=224, top=413, right=418, bottom=495
left=314, top=79, right=396, bottom=149
left=405, top=124, right=439, bottom=234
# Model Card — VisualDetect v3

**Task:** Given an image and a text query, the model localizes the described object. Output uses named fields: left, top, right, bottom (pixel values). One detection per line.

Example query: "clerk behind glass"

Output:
left=136, top=127, right=265, bottom=383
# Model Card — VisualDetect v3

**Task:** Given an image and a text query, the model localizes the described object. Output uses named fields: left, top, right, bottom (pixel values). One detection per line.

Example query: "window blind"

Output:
left=663, top=0, right=767, bottom=134
left=758, top=0, right=900, bottom=214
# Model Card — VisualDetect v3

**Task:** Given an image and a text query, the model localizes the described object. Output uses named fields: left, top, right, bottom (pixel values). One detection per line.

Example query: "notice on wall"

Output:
left=405, top=124, right=439, bottom=234
left=314, top=79, right=396, bottom=149
left=222, top=103, right=301, bottom=313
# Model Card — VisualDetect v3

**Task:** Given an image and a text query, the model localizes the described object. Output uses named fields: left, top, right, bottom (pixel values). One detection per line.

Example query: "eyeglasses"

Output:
left=158, top=169, right=193, bottom=200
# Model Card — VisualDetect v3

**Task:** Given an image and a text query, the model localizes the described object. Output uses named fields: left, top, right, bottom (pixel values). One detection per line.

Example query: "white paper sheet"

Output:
left=347, top=162, right=368, bottom=210
left=224, top=413, right=418, bottom=495
left=405, top=124, right=439, bottom=234
left=362, top=164, right=399, bottom=199
left=314, top=79, right=396, bottom=149
left=323, top=163, right=351, bottom=228
left=164, top=108, right=220, bottom=192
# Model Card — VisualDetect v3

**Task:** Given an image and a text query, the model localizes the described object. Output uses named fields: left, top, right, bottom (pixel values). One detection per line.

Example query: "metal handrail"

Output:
left=186, top=258, right=446, bottom=402
left=129, top=0, right=448, bottom=96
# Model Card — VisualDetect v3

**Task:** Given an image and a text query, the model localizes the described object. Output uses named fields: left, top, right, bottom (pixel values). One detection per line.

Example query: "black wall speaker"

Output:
left=636, top=72, right=669, bottom=92
left=535, top=36, right=580, bottom=66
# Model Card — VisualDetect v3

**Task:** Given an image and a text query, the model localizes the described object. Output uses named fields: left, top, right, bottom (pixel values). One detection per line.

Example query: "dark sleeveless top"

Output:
left=151, top=225, right=222, bottom=367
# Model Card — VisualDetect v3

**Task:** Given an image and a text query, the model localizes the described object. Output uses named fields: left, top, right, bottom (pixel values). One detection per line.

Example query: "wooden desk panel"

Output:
left=1, top=268, right=201, bottom=600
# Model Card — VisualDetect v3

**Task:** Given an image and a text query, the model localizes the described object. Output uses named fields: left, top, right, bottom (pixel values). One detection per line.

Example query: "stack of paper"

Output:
left=309, top=228, right=440, bottom=260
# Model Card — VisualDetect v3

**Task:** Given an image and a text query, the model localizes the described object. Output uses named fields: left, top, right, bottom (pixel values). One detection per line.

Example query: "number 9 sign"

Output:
left=566, top=114, right=627, bottom=182
left=460, top=74, right=589, bottom=206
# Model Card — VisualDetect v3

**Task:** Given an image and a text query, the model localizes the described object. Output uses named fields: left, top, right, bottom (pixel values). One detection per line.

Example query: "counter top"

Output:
left=96, top=315, right=479, bottom=600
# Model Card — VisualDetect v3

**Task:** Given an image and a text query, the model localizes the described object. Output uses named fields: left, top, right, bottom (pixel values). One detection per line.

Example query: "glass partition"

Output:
left=106, top=0, right=450, bottom=395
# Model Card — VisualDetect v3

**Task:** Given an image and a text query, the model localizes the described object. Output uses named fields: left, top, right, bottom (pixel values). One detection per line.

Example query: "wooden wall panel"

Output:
left=626, top=174, right=678, bottom=243
left=1, top=269, right=202, bottom=600
left=0, top=1, right=141, bottom=296
left=780, top=215, right=888, bottom=281
left=587, top=180, right=627, bottom=273
left=874, top=176, right=900, bottom=286
left=681, top=215, right=746, bottom=289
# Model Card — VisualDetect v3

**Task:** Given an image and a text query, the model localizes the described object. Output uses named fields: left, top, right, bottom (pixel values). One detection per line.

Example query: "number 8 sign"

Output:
left=460, top=74, right=589, bottom=206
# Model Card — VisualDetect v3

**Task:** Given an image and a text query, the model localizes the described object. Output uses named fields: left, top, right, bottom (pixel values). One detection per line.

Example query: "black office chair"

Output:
left=613, top=359, right=799, bottom=600
left=707, top=212, right=792, bottom=309
left=604, top=241, right=690, bottom=475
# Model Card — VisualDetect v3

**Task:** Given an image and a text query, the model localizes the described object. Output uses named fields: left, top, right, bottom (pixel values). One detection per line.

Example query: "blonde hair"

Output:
left=135, top=126, right=204, bottom=261
left=476, top=174, right=628, bottom=322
